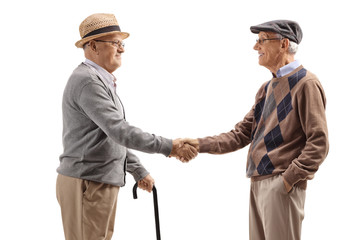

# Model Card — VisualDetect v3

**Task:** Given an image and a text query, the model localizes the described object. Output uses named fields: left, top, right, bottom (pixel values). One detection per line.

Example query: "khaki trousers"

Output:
left=249, top=175, right=306, bottom=240
left=56, top=174, right=120, bottom=240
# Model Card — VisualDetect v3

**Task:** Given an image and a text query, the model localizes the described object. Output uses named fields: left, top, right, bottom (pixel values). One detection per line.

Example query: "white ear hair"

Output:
left=288, top=41, right=298, bottom=54
left=275, top=33, right=298, bottom=54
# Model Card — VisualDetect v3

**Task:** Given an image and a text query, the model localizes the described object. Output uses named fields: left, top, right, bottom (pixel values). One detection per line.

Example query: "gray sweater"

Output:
left=57, top=63, right=173, bottom=186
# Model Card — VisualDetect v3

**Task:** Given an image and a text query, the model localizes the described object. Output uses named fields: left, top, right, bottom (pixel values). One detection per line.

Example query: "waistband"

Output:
left=251, top=174, right=307, bottom=190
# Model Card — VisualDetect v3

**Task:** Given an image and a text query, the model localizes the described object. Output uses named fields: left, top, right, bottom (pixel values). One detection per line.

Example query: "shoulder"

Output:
left=294, top=68, right=327, bottom=105
left=302, top=69, right=319, bottom=84
left=287, top=67, right=323, bottom=93
left=297, top=69, right=324, bottom=93
left=66, top=64, right=107, bottom=92
left=69, top=64, right=101, bottom=85
left=64, top=64, right=107, bottom=101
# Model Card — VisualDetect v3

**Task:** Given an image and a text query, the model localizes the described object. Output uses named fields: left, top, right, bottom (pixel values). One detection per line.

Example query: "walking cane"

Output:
left=133, top=183, right=161, bottom=240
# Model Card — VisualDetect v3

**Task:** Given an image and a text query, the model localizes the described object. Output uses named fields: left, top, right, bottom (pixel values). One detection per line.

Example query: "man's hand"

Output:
left=169, top=138, right=198, bottom=163
left=138, top=174, right=155, bottom=193
left=182, top=138, right=200, bottom=152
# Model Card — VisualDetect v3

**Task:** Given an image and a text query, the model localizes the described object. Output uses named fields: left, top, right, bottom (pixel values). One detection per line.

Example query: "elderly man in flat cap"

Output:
left=56, top=13, right=197, bottom=240
left=182, top=20, right=329, bottom=240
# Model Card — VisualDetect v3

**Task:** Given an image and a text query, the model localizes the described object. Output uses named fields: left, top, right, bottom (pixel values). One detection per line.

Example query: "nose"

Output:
left=118, top=47, right=124, bottom=53
left=253, top=42, right=259, bottom=51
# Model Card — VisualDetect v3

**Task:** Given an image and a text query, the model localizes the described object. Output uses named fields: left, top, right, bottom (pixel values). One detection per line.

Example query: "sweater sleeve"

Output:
left=126, top=149, right=150, bottom=182
left=198, top=106, right=254, bottom=154
left=283, top=79, right=329, bottom=187
left=78, top=82, right=173, bottom=156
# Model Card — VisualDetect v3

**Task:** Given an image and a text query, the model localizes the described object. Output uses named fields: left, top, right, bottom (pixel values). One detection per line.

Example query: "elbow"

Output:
left=315, top=131, right=329, bottom=163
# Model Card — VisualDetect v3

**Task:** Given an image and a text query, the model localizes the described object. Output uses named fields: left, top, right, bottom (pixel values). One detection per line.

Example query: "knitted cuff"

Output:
left=198, top=138, right=212, bottom=153
left=159, top=137, right=173, bottom=157
left=131, top=168, right=150, bottom=182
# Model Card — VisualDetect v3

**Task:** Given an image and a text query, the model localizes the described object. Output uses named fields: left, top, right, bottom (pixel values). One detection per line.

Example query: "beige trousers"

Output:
left=56, top=174, right=120, bottom=240
left=249, top=175, right=306, bottom=240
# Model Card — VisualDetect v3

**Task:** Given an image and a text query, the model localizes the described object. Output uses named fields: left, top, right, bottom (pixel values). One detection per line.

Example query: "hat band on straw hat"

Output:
left=83, top=25, right=121, bottom=39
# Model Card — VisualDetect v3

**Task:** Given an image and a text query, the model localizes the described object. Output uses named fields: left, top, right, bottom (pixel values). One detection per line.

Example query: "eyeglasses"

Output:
left=94, top=40, right=125, bottom=49
left=256, top=38, right=283, bottom=45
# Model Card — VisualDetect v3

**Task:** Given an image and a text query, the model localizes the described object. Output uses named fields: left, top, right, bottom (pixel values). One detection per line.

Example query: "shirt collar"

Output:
left=83, top=59, right=116, bottom=90
left=276, top=60, right=301, bottom=78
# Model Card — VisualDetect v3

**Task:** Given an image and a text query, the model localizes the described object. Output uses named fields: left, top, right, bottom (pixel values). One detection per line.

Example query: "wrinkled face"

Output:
left=91, top=33, right=125, bottom=73
left=253, top=31, right=284, bottom=70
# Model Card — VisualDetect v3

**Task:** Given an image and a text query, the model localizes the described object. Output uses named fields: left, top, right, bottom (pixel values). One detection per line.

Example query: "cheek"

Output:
left=260, top=51, right=270, bottom=62
left=265, top=49, right=276, bottom=61
left=114, top=53, right=121, bottom=63
left=107, top=52, right=117, bottom=62
left=112, top=51, right=120, bottom=60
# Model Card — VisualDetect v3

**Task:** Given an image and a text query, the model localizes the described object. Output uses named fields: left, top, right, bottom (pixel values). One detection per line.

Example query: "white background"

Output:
left=1, top=0, right=359, bottom=239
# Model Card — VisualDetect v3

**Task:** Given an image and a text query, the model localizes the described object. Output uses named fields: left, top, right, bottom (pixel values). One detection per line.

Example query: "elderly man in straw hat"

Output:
left=56, top=13, right=196, bottom=240
left=181, top=20, right=329, bottom=240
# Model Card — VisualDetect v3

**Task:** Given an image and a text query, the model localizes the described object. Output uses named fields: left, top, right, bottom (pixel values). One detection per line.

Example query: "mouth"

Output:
left=258, top=52, right=264, bottom=58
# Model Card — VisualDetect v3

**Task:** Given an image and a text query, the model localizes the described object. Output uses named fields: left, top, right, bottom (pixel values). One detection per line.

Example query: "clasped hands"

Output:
left=138, top=138, right=199, bottom=193
left=137, top=138, right=198, bottom=193
left=169, top=138, right=199, bottom=163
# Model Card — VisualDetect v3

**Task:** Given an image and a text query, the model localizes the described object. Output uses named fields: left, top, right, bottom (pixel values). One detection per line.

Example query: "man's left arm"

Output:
left=126, top=149, right=154, bottom=192
left=283, top=79, right=329, bottom=189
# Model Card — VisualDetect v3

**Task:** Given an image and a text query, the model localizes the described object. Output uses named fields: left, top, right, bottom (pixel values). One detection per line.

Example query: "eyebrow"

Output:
left=259, top=33, right=269, bottom=38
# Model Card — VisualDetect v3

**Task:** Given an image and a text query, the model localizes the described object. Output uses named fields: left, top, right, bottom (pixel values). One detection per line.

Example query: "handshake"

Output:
left=169, top=138, right=200, bottom=163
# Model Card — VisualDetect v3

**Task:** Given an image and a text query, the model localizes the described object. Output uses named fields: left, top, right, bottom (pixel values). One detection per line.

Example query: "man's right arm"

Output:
left=78, top=82, right=172, bottom=156
left=183, top=107, right=255, bottom=155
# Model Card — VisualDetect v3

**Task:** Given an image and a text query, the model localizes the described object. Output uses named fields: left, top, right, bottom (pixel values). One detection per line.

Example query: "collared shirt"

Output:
left=83, top=59, right=117, bottom=91
left=83, top=58, right=126, bottom=120
left=276, top=60, right=301, bottom=78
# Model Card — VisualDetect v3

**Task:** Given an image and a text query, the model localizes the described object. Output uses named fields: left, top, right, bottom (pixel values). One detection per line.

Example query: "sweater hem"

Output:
left=251, top=173, right=307, bottom=190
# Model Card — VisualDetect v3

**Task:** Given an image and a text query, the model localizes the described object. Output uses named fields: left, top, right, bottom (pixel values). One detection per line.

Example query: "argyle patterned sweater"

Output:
left=198, top=66, right=329, bottom=189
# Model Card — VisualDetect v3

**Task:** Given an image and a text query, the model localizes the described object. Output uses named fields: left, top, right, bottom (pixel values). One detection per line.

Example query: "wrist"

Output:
left=283, top=177, right=293, bottom=193
left=192, top=139, right=200, bottom=152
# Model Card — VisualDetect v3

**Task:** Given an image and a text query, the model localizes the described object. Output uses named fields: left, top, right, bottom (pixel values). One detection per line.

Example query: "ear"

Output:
left=281, top=38, right=290, bottom=52
left=88, top=40, right=99, bottom=54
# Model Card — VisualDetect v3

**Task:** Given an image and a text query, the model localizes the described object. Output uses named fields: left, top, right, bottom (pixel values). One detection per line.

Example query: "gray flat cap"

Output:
left=250, top=20, right=303, bottom=44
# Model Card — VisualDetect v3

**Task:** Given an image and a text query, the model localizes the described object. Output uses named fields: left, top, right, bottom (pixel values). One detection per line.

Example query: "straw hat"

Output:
left=75, top=13, right=129, bottom=48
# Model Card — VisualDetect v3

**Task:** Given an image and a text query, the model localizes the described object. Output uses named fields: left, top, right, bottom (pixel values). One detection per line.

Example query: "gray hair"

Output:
left=274, top=33, right=298, bottom=54
left=83, top=43, right=89, bottom=50
left=288, top=41, right=298, bottom=54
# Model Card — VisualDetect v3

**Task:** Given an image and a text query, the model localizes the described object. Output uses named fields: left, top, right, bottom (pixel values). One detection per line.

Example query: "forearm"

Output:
left=79, top=83, right=173, bottom=156
left=198, top=110, right=254, bottom=154
left=283, top=129, right=329, bottom=187
left=126, top=149, right=150, bottom=182
left=108, top=120, right=173, bottom=156
left=198, top=131, right=248, bottom=154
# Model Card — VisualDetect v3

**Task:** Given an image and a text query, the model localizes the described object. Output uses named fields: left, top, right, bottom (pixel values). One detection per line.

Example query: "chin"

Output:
left=258, top=59, right=268, bottom=67
left=111, top=62, right=121, bottom=71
